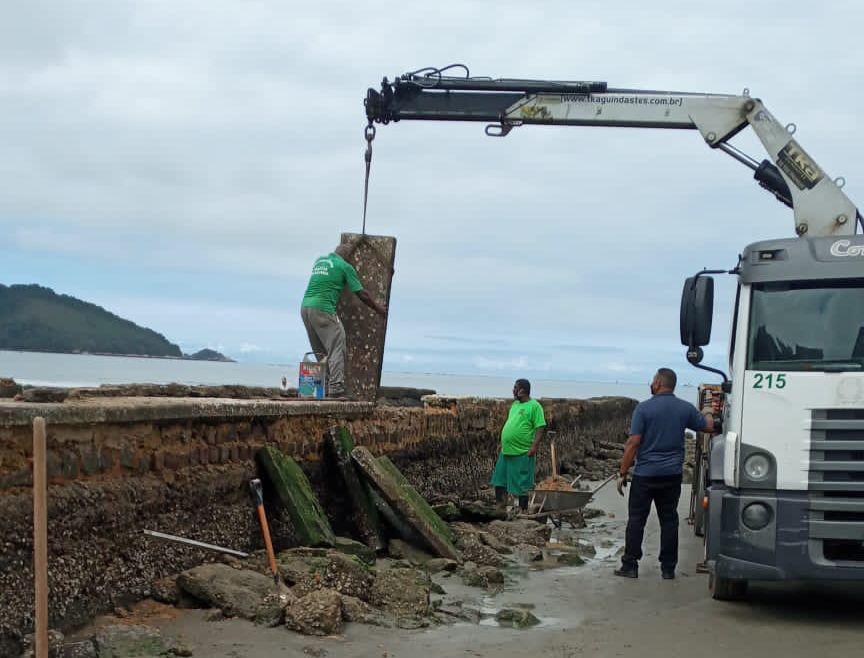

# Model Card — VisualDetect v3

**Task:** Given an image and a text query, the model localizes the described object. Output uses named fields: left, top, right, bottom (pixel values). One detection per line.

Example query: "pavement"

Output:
left=150, top=484, right=864, bottom=658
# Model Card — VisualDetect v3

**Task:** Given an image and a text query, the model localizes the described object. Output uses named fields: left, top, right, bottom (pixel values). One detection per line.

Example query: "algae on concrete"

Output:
left=257, top=445, right=335, bottom=547
left=351, top=447, right=459, bottom=560
left=325, top=426, right=385, bottom=551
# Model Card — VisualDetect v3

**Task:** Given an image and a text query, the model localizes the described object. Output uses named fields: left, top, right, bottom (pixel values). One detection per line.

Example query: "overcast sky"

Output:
left=1, top=0, right=862, bottom=385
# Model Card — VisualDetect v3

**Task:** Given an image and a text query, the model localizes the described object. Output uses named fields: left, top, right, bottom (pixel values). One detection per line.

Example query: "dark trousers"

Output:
left=623, top=474, right=682, bottom=571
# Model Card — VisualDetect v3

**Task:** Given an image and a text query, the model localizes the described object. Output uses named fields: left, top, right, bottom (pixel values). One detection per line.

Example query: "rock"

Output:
left=486, top=519, right=551, bottom=548
left=552, top=550, right=586, bottom=566
left=569, top=539, right=597, bottom=558
left=430, top=582, right=446, bottom=595
left=324, top=428, right=385, bottom=551
left=278, top=549, right=373, bottom=601
left=479, top=565, right=504, bottom=584
left=332, top=536, right=376, bottom=566
left=168, top=642, right=194, bottom=657
left=583, top=507, right=605, bottom=520
left=495, top=608, right=541, bottom=629
left=395, top=617, right=429, bottom=630
left=458, top=500, right=507, bottom=522
left=351, top=448, right=460, bottom=560
left=21, top=387, right=69, bottom=403
left=177, top=564, right=291, bottom=620
left=437, top=604, right=481, bottom=624
left=451, top=526, right=504, bottom=567
left=302, top=648, right=328, bottom=658
left=61, top=640, right=97, bottom=658
left=0, top=378, right=22, bottom=398
left=284, top=589, right=343, bottom=636
left=424, top=558, right=459, bottom=574
left=514, top=544, right=544, bottom=562
left=369, top=567, right=431, bottom=618
left=257, top=446, right=335, bottom=547
left=92, top=625, right=169, bottom=658
left=255, top=589, right=291, bottom=627
left=20, top=629, right=64, bottom=657
left=340, top=595, right=393, bottom=627
left=477, top=530, right=512, bottom=554
left=387, top=539, right=434, bottom=565
left=151, top=576, right=181, bottom=605
left=431, top=502, right=461, bottom=522
left=205, top=608, right=225, bottom=622
left=460, top=563, right=504, bottom=588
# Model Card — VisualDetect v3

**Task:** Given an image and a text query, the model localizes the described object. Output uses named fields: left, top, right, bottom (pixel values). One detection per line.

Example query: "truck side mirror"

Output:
left=680, top=276, right=714, bottom=348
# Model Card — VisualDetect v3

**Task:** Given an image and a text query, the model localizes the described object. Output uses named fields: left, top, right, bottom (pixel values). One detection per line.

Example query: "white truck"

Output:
left=364, top=66, right=864, bottom=599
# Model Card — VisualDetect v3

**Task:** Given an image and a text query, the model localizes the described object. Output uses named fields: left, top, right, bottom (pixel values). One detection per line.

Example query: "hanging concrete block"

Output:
left=337, top=233, right=396, bottom=401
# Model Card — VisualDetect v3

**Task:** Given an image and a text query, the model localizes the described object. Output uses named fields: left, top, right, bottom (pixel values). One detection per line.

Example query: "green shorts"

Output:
left=490, top=453, right=536, bottom=496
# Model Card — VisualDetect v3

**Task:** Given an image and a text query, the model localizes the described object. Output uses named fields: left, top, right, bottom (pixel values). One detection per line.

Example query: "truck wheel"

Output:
left=709, top=573, right=748, bottom=601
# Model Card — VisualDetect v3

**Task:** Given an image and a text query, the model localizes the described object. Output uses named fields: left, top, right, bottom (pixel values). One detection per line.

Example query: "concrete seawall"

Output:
left=0, top=393, right=635, bottom=653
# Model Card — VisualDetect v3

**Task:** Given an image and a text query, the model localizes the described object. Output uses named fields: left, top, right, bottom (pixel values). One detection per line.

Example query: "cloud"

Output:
left=1, top=0, right=860, bottom=386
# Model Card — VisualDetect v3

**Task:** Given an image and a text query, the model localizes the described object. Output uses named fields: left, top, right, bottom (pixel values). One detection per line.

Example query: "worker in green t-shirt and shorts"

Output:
left=492, top=379, right=546, bottom=512
left=301, top=239, right=387, bottom=398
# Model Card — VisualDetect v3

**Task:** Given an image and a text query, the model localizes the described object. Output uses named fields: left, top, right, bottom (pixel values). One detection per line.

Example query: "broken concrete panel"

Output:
left=257, top=445, right=335, bottom=547
left=324, top=426, right=385, bottom=551
left=337, top=233, right=396, bottom=400
left=351, top=447, right=459, bottom=560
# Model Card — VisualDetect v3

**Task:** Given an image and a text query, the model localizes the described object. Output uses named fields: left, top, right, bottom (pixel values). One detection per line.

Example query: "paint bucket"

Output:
left=298, top=352, right=327, bottom=399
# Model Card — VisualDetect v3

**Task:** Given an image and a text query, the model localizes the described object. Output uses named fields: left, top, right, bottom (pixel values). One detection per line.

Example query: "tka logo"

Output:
left=829, top=239, right=864, bottom=257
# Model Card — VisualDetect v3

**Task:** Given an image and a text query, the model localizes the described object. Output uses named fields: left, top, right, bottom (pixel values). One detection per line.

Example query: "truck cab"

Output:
left=686, top=234, right=864, bottom=598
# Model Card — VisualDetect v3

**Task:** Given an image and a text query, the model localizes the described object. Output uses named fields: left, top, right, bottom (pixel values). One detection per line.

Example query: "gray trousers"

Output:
left=301, top=306, right=346, bottom=390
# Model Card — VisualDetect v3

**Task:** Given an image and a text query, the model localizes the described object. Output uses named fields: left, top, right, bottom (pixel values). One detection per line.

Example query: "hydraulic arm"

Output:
left=365, top=67, right=859, bottom=238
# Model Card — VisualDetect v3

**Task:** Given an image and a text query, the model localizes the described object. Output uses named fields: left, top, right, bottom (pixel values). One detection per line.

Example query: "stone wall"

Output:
left=0, top=394, right=635, bottom=654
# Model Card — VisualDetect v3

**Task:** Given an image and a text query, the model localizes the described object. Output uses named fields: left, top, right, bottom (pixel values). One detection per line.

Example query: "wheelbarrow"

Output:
left=525, top=473, right=617, bottom=528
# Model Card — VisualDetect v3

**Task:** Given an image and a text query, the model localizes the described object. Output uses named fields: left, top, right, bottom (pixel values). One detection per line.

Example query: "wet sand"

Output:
left=146, top=485, right=864, bottom=658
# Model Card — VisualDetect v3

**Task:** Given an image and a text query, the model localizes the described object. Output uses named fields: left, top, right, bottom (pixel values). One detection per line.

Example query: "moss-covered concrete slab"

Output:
left=325, top=427, right=385, bottom=551
left=351, top=446, right=459, bottom=560
left=257, top=445, right=335, bottom=547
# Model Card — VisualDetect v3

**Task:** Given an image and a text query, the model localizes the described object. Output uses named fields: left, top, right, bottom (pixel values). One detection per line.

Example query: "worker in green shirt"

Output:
left=491, top=379, right=546, bottom=512
left=300, top=239, right=387, bottom=398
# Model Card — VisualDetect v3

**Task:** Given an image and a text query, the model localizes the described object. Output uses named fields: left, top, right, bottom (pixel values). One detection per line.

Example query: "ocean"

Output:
left=0, top=350, right=655, bottom=401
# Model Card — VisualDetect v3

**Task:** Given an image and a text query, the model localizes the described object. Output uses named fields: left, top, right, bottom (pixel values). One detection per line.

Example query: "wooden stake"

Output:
left=551, top=441, right=558, bottom=480
left=33, top=417, right=48, bottom=658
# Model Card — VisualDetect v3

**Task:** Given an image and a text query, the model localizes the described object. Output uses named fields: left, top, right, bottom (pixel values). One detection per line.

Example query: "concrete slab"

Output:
left=337, top=233, right=396, bottom=401
left=0, top=397, right=374, bottom=427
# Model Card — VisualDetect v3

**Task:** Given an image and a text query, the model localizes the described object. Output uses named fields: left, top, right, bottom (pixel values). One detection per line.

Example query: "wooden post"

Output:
left=33, top=417, right=48, bottom=658
left=550, top=441, right=558, bottom=480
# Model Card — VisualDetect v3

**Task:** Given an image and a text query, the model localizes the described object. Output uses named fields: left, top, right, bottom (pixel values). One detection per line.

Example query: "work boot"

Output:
left=661, top=569, right=676, bottom=580
left=613, top=564, right=638, bottom=579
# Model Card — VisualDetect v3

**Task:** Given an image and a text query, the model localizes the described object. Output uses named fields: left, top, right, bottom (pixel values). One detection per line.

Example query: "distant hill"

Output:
left=186, top=348, right=235, bottom=363
left=0, top=284, right=183, bottom=357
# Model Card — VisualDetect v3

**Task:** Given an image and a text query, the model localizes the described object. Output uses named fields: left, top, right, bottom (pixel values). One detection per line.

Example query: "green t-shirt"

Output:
left=501, top=399, right=546, bottom=455
left=301, top=253, right=364, bottom=314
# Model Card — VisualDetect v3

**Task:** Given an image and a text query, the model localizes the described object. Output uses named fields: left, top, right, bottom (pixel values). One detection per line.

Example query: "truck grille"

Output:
left=808, top=409, right=864, bottom=562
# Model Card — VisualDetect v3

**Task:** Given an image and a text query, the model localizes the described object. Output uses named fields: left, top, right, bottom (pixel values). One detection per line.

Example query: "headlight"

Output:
left=744, top=453, right=771, bottom=480
left=742, top=502, right=772, bottom=530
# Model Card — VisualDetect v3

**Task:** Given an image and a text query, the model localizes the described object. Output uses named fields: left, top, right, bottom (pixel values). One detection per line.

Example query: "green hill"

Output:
left=0, top=284, right=183, bottom=357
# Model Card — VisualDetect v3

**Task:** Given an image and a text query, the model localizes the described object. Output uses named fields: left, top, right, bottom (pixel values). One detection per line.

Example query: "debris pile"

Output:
left=116, top=425, right=602, bottom=643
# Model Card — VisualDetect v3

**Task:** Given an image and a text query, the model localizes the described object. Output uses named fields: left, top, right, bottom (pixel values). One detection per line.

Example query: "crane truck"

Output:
left=364, top=66, right=864, bottom=600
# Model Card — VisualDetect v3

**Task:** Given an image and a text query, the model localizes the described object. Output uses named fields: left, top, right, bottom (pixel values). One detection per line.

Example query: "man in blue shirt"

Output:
left=614, top=368, right=715, bottom=580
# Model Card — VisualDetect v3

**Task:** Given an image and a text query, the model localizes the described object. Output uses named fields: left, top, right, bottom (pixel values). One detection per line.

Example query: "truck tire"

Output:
left=709, top=573, right=748, bottom=601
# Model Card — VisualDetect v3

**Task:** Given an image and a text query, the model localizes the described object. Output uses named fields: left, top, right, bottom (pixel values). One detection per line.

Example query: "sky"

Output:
left=1, top=0, right=862, bottom=385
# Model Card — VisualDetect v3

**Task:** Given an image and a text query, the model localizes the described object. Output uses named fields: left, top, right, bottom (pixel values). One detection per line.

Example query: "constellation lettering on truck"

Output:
left=830, top=239, right=864, bottom=257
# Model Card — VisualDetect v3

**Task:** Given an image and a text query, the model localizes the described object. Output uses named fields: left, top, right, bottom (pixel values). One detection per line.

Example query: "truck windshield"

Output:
left=748, top=280, right=864, bottom=372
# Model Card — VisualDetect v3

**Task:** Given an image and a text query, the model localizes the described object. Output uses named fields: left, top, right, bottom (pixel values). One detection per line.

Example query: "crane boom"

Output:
left=365, top=69, right=858, bottom=238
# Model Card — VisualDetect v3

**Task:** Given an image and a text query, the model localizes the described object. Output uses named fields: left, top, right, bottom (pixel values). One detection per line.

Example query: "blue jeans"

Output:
left=622, top=474, right=682, bottom=571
